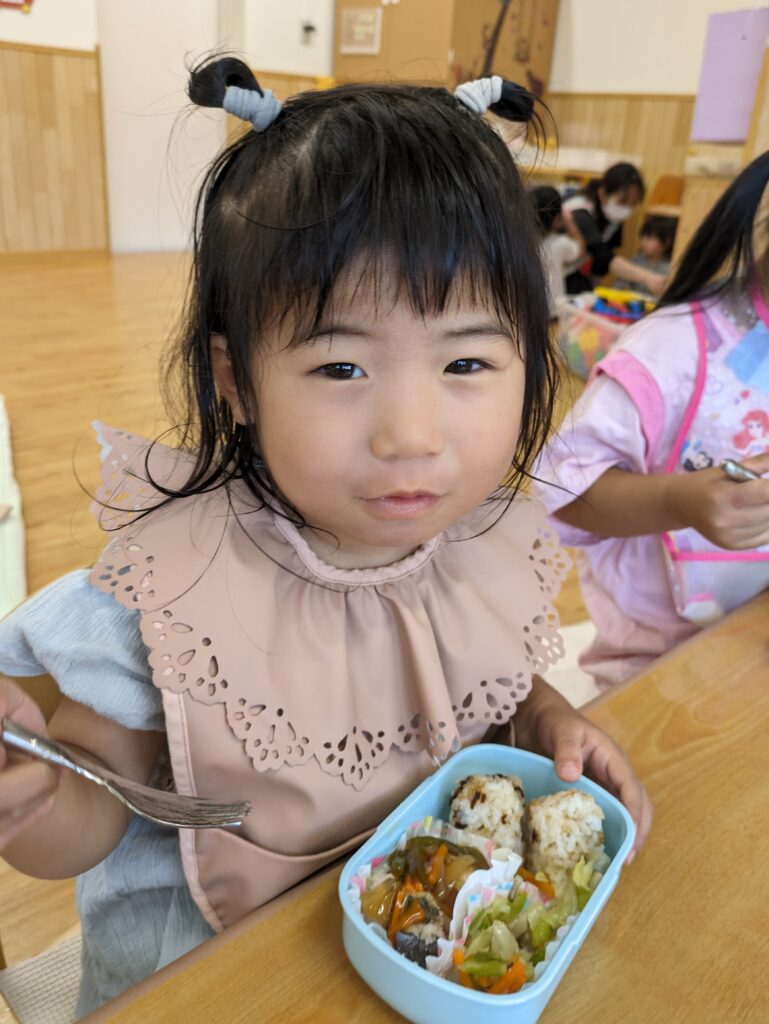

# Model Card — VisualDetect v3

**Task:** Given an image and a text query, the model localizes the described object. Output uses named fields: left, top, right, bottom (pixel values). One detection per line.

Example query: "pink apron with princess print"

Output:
left=660, top=286, right=769, bottom=624
left=87, top=425, right=568, bottom=932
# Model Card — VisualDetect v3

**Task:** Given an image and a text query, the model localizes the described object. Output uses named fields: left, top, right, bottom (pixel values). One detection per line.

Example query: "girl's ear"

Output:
left=210, top=334, right=246, bottom=425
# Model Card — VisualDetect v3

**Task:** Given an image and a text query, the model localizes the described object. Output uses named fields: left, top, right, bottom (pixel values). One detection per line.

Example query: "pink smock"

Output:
left=535, top=283, right=769, bottom=686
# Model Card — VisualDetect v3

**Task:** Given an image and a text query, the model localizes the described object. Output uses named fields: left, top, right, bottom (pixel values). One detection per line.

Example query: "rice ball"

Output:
left=524, top=789, right=608, bottom=890
left=449, top=773, right=525, bottom=854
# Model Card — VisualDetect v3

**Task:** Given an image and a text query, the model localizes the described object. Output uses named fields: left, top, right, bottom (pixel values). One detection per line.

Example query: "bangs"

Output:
left=199, top=84, right=545, bottom=352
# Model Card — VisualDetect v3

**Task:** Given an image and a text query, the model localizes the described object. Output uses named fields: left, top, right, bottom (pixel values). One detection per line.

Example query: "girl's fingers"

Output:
left=0, top=681, right=56, bottom=849
left=0, top=791, right=57, bottom=851
left=740, top=452, right=769, bottom=476
left=0, top=762, right=58, bottom=851
left=597, top=748, right=653, bottom=861
left=732, top=481, right=769, bottom=505
left=724, top=525, right=769, bottom=549
left=617, top=775, right=654, bottom=861
left=0, top=760, right=58, bottom=817
left=551, top=727, right=585, bottom=782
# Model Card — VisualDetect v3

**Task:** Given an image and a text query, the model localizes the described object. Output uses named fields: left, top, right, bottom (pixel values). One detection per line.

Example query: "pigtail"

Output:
left=187, top=55, right=263, bottom=108
left=455, top=75, right=552, bottom=153
left=187, top=55, right=281, bottom=131
left=488, top=79, right=535, bottom=123
left=494, top=78, right=551, bottom=151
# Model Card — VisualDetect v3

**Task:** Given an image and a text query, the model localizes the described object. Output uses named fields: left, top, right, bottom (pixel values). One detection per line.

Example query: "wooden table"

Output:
left=85, top=594, right=769, bottom=1024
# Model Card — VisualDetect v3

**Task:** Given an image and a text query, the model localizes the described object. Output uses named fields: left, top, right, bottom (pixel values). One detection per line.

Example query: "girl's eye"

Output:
left=315, top=363, right=365, bottom=380
left=445, top=358, right=490, bottom=375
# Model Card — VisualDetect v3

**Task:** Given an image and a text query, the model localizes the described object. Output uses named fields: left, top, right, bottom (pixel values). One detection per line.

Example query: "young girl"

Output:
left=535, top=150, right=769, bottom=687
left=613, top=214, right=676, bottom=296
left=530, top=185, right=585, bottom=316
left=0, top=58, right=651, bottom=1016
left=563, top=162, right=666, bottom=297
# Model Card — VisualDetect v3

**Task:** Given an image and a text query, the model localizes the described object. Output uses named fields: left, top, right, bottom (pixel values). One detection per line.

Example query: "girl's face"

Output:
left=598, top=185, right=641, bottom=224
left=245, top=274, right=525, bottom=570
left=747, top=418, right=764, bottom=438
left=639, top=234, right=666, bottom=261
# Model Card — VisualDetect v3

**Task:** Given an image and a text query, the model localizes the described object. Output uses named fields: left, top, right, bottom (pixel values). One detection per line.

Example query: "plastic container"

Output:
left=339, top=744, right=635, bottom=1024
left=557, top=303, right=628, bottom=379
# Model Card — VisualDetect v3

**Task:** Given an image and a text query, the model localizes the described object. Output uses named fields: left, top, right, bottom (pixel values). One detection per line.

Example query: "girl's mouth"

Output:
left=363, top=492, right=441, bottom=519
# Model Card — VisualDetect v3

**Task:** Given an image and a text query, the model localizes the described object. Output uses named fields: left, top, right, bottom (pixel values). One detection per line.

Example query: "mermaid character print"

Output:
left=732, top=409, right=769, bottom=457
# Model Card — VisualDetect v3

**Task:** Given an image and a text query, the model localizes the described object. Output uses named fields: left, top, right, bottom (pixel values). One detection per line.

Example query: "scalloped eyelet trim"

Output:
left=93, top=522, right=568, bottom=789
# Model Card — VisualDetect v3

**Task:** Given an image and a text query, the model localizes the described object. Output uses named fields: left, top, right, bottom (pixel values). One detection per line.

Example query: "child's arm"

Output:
left=514, top=675, right=653, bottom=860
left=555, top=452, right=769, bottom=549
left=560, top=209, right=585, bottom=261
left=607, top=254, right=666, bottom=297
left=1, top=676, right=163, bottom=877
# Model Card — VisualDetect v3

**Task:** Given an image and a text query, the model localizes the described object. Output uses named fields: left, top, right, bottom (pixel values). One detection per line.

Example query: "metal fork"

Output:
left=1, top=718, right=251, bottom=829
left=720, top=458, right=761, bottom=483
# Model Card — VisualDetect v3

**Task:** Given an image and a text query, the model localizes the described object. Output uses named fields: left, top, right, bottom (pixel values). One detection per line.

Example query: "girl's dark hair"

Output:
left=159, top=56, right=558, bottom=528
left=640, top=214, right=677, bottom=255
left=530, top=185, right=562, bottom=234
left=583, top=162, right=645, bottom=206
left=657, top=150, right=769, bottom=308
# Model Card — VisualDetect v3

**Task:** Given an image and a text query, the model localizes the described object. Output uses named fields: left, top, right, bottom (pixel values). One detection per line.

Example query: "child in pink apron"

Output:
left=0, top=58, right=651, bottom=1014
left=535, top=151, right=769, bottom=687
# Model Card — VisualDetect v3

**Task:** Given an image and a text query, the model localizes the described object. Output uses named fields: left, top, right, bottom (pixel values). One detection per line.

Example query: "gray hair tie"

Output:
left=223, top=84, right=282, bottom=132
left=454, top=75, right=503, bottom=115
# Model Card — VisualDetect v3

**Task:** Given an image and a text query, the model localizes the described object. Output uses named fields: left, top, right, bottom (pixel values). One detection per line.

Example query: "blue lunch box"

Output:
left=338, top=743, right=635, bottom=1024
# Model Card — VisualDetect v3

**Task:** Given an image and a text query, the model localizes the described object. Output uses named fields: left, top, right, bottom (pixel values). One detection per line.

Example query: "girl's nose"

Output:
left=369, top=389, right=444, bottom=460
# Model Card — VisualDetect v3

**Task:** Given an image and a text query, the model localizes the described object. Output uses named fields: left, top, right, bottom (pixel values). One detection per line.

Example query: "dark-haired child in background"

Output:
left=530, top=185, right=585, bottom=317
left=614, top=215, right=677, bottom=296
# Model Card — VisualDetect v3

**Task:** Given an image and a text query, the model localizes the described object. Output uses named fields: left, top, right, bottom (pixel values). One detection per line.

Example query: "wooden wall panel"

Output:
left=541, top=92, right=696, bottom=256
left=0, top=41, right=108, bottom=253
left=253, top=69, right=326, bottom=100
left=671, top=175, right=732, bottom=264
left=544, top=92, right=696, bottom=187
left=744, top=44, right=769, bottom=164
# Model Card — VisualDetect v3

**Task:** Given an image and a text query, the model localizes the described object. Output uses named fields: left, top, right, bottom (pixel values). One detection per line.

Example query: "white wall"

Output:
left=96, top=0, right=225, bottom=252
left=0, top=0, right=97, bottom=50
left=550, top=0, right=764, bottom=93
left=243, top=0, right=334, bottom=77
left=95, top=0, right=334, bottom=252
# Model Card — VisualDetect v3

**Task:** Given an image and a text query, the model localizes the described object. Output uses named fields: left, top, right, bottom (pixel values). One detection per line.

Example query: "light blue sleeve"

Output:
left=0, top=569, right=163, bottom=731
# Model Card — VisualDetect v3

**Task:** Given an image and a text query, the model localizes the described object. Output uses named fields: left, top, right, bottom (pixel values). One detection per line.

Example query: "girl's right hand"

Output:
left=0, top=677, right=59, bottom=851
left=668, top=453, right=769, bottom=549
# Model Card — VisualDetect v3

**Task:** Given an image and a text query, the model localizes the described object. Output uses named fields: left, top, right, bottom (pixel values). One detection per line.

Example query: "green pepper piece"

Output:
left=508, top=890, right=527, bottom=919
left=461, top=953, right=509, bottom=979
left=529, top=914, right=553, bottom=951
left=466, top=907, right=492, bottom=944
left=388, top=851, right=406, bottom=879
left=465, top=927, right=492, bottom=959
left=401, top=835, right=490, bottom=870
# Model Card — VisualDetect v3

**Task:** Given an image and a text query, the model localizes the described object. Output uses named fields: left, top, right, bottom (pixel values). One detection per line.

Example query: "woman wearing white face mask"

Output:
left=562, top=163, right=667, bottom=296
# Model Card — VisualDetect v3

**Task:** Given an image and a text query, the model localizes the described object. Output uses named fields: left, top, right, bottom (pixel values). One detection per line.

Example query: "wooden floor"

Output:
left=0, top=251, right=188, bottom=967
left=0, top=251, right=587, bottom=968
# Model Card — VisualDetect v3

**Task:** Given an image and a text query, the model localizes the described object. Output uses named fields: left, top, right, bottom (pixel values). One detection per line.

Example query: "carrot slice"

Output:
left=517, top=865, right=555, bottom=900
left=488, top=957, right=527, bottom=995
left=427, top=843, right=448, bottom=886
